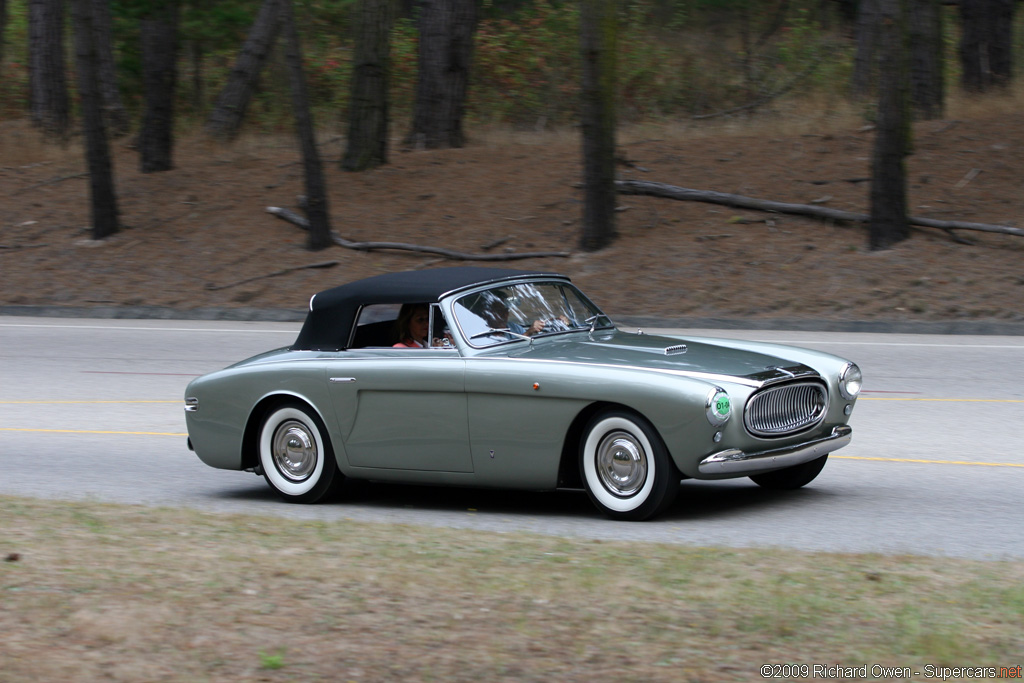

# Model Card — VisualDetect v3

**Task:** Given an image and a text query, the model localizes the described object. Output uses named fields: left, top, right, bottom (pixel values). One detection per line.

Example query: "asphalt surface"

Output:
left=1, top=315, right=1022, bottom=560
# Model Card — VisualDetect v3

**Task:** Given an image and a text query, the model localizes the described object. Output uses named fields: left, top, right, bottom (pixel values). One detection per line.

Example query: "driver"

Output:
left=479, top=290, right=568, bottom=337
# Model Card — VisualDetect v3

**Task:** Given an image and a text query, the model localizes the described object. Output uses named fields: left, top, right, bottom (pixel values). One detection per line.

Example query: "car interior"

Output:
left=347, top=303, right=453, bottom=349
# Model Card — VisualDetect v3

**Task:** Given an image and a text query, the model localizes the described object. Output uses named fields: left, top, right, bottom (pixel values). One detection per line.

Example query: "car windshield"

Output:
left=452, top=281, right=612, bottom=347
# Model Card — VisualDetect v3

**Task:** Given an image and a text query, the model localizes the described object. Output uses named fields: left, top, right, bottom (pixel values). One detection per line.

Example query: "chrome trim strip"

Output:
left=438, top=274, right=570, bottom=300
left=664, top=344, right=687, bottom=355
left=497, top=357, right=765, bottom=388
left=698, top=425, right=852, bottom=475
left=184, top=397, right=199, bottom=412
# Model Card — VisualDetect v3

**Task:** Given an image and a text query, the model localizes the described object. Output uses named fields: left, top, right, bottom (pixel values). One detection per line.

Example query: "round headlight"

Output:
left=706, top=387, right=732, bottom=426
left=839, top=363, right=862, bottom=400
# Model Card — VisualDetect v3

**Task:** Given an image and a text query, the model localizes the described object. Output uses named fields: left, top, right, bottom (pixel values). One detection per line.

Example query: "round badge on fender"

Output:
left=706, top=387, right=732, bottom=426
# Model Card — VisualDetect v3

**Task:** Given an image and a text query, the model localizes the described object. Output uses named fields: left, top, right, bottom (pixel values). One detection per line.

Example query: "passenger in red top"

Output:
left=393, top=304, right=430, bottom=348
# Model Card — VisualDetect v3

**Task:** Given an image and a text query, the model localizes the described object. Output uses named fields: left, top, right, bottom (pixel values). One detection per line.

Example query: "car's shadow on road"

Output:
left=209, top=476, right=836, bottom=523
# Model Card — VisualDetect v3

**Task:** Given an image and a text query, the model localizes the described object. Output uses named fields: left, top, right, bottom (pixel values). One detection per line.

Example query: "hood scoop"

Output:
left=663, top=344, right=688, bottom=355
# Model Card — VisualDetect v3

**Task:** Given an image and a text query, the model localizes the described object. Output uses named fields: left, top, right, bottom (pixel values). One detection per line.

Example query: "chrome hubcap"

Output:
left=271, top=420, right=317, bottom=482
left=596, top=430, right=647, bottom=496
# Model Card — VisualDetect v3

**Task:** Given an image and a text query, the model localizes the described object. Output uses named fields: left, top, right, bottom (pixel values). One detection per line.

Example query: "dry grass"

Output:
left=1, top=496, right=1022, bottom=682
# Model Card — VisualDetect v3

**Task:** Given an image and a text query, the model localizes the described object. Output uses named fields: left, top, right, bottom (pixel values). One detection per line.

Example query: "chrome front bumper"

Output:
left=698, top=425, right=852, bottom=476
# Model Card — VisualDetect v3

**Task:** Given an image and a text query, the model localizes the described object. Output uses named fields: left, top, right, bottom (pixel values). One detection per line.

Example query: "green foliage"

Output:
left=0, top=1, right=29, bottom=117
left=258, top=649, right=286, bottom=670
left=6, top=0, right=1022, bottom=133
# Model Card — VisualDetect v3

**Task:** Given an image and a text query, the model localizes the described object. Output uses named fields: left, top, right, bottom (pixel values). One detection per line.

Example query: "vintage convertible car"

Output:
left=185, top=267, right=860, bottom=520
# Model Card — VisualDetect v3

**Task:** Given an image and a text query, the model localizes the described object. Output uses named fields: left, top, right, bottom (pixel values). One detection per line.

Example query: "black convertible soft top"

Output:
left=292, top=267, right=565, bottom=351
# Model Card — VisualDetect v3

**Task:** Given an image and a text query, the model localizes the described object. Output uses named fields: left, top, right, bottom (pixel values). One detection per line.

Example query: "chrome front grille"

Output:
left=744, top=381, right=828, bottom=437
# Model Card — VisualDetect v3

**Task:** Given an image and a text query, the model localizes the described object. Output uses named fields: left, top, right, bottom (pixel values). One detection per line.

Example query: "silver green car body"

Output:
left=185, top=267, right=859, bottom=519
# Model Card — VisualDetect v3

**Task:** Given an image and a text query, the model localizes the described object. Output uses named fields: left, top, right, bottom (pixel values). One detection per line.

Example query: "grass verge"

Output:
left=1, top=495, right=1022, bottom=682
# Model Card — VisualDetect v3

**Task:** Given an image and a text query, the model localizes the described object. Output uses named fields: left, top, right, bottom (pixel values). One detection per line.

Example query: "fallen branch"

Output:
left=954, top=168, right=982, bottom=189
left=615, top=180, right=1024, bottom=238
left=205, top=260, right=339, bottom=291
left=267, top=207, right=571, bottom=261
left=481, top=236, right=514, bottom=251
left=0, top=243, right=49, bottom=251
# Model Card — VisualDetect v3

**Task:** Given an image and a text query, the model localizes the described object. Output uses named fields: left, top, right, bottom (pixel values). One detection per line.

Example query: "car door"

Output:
left=326, top=349, right=472, bottom=472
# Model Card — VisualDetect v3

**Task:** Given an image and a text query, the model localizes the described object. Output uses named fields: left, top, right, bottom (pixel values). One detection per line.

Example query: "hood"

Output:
left=505, top=330, right=818, bottom=385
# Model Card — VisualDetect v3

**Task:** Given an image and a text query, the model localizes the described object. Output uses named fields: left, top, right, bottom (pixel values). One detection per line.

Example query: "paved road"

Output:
left=1, top=316, right=1022, bottom=559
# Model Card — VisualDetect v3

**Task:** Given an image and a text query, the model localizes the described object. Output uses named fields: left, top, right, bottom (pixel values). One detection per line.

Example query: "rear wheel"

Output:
left=749, top=454, right=828, bottom=490
left=258, top=402, right=342, bottom=503
left=579, top=410, right=679, bottom=521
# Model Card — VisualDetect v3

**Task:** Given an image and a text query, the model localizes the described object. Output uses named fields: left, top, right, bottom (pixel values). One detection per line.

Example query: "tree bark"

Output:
left=405, top=0, right=477, bottom=149
left=204, top=0, right=281, bottom=141
left=280, top=0, right=331, bottom=251
left=960, top=0, right=1014, bottom=91
left=92, top=0, right=129, bottom=136
left=29, top=0, right=70, bottom=139
left=71, top=0, right=119, bottom=239
left=342, top=0, right=394, bottom=171
left=140, top=1, right=180, bottom=173
left=850, top=0, right=881, bottom=98
left=907, top=0, right=943, bottom=120
left=578, top=0, right=618, bottom=252
left=0, top=0, right=8, bottom=65
left=869, top=0, right=910, bottom=250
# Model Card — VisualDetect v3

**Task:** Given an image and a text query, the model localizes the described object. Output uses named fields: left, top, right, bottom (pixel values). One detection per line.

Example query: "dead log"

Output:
left=266, top=207, right=571, bottom=261
left=615, top=179, right=1024, bottom=238
left=206, top=260, right=339, bottom=290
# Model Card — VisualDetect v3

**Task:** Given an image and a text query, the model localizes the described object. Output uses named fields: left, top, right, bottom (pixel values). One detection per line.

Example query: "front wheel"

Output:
left=258, top=402, right=342, bottom=503
left=749, top=454, right=828, bottom=490
left=579, top=410, right=680, bottom=521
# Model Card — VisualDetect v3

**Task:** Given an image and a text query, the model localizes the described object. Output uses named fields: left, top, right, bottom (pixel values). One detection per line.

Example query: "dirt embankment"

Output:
left=1, top=112, right=1022, bottom=328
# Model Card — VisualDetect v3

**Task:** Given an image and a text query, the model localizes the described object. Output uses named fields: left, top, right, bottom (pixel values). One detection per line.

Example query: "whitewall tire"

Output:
left=579, top=410, right=680, bottom=521
left=258, top=402, right=341, bottom=503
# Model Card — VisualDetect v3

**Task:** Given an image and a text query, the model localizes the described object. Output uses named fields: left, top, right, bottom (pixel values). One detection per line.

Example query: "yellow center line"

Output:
left=0, top=427, right=187, bottom=436
left=833, top=455, right=1024, bottom=468
left=0, top=400, right=179, bottom=404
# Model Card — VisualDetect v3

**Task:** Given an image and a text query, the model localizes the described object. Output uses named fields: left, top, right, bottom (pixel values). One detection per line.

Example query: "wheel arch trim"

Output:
left=241, top=391, right=337, bottom=472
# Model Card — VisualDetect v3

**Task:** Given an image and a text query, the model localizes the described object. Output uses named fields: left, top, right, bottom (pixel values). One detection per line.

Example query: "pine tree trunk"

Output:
left=1, top=0, right=8, bottom=65
left=579, top=0, right=617, bottom=252
left=960, top=0, right=988, bottom=91
left=988, top=0, right=1014, bottom=85
left=71, top=0, right=119, bottom=239
left=850, top=0, right=881, bottom=98
left=869, top=0, right=910, bottom=251
left=205, top=0, right=281, bottom=141
left=92, top=0, right=129, bottom=136
left=908, top=0, right=943, bottom=119
left=140, top=1, right=179, bottom=173
left=960, top=0, right=1014, bottom=91
left=280, top=0, right=331, bottom=251
left=342, top=0, right=394, bottom=171
left=29, top=0, right=70, bottom=139
left=405, top=0, right=476, bottom=149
